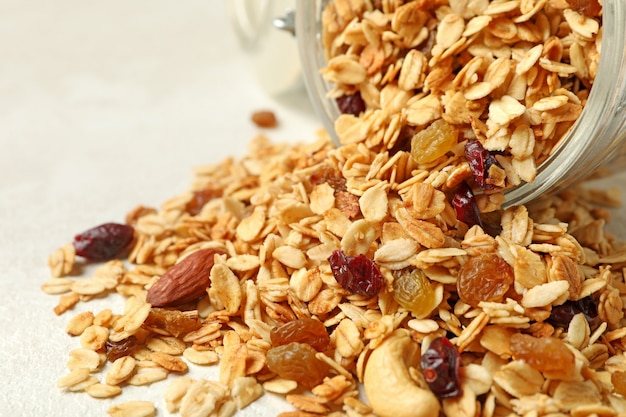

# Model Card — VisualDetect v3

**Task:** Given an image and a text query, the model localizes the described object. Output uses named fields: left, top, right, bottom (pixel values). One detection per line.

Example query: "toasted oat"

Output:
left=48, top=243, right=76, bottom=278
left=107, top=401, right=156, bottom=417
left=65, top=311, right=95, bottom=336
left=106, top=356, right=137, bottom=386
left=85, top=383, right=122, bottom=399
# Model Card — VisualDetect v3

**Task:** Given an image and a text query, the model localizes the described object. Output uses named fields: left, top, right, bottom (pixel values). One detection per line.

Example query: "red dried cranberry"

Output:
left=73, top=222, right=134, bottom=261
left=336, top=92, right=366, bottom=116
left=548, top=295, right=601, bottom=330
left=464, top=139, right=502, bottom=190
left=420, top=337, right=462, bottom=399
left=328, top=250, right=384, bottom=297
left=452, top=182, right=483, bottom=229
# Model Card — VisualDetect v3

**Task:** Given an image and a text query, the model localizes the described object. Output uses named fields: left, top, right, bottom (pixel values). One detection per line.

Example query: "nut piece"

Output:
left=146, top=249, right=222, bottom=307
left=363, top=330, right=440, bottom=417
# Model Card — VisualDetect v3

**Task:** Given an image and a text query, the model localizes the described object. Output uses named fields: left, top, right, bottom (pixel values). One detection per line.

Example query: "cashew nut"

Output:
left=364, top=329, right=440, bottom=417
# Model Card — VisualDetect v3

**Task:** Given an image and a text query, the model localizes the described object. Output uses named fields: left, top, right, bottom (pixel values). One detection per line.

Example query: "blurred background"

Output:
left=0, top=1, right=319, bottom=415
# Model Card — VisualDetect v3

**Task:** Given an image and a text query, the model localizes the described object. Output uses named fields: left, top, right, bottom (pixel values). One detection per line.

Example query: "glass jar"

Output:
left=295, top=0, right=626, bottom=207
left=228, top=0, right=303, bottom=96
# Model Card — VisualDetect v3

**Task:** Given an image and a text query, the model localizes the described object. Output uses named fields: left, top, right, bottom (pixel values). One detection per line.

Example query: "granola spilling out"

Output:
left=44, top=130, right=626, bottom=417
left=41, top=1, right=626, bottom=417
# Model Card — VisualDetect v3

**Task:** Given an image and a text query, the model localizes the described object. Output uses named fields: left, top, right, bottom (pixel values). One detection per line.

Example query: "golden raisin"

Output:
left=266, top=342, right=330, bottom=389
left=410, top=119, right=458, bottom=164
left=612, top=371, right=626, bottom=396
left=566, top=0, right=602, bottom=17
left=457, top=253, right=514, bottom=307
left=510, top=333, right=575, bottom=373
left=393, top=268, right=438, bottom=318
left=142, top=308, right=201, bottom=338
left=270, top=318, right=330, bottom=351
left=251, top=110, right=278, bottom=128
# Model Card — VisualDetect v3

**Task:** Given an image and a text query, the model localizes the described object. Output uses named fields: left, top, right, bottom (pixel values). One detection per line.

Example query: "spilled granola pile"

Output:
left=42, top=1, right=626, bottom=417
left=45, top=130, right=626, bottom=417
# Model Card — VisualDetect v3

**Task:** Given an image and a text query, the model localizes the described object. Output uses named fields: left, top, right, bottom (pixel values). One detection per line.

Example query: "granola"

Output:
left=321, top=0, right=602, bottom=201
left=44, top=126, right=626, bottom=416
left=42, top=1, right=626, bottom=417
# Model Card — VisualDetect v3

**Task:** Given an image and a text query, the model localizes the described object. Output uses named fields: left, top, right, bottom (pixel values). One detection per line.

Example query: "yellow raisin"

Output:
left=457, top=253, right=514, bottom=308
left=393, top=268, right=438, bottom=318
left=510, top=333, right=575, bottom=373
left=410, top=119, right=458, bottom=164
left=612, top=371, right=626, bottom=396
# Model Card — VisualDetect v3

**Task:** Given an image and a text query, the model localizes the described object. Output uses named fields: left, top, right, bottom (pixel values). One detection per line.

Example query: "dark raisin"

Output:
left=310, top=164, right=347, bottom=192
left=464, top=139, right=502, bottom=190
left=73, top=222, right=134, bottom=261
left=452, top=182, right=483, bottom=229
left=336, top=92, right=366, bottom=116
left=105, top=336, right=138, bottom=362
left=420, top=337, right=462, bottom=399
left=186, top=188, right=222, bottom=216
left=328, top=250, right=384, bottom=297
left=389, top=124, right=417, bottom=154
left=547, top=295, right=601, bottom=330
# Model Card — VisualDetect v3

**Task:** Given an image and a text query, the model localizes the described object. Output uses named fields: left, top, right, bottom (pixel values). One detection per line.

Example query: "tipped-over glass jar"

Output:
left=295, top=0, right=626, bottom=207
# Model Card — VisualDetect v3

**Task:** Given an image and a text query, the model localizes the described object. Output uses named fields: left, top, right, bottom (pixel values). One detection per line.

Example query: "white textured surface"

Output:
left=0, top=0, right=316, bottom=415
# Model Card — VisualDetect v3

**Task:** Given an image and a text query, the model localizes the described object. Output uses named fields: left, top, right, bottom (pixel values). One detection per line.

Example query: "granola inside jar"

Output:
left=295, top=0, right=626, bottom=207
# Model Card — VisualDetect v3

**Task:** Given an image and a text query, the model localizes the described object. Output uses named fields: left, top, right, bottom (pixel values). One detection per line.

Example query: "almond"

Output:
left=146, top=249, right=222, bottom=307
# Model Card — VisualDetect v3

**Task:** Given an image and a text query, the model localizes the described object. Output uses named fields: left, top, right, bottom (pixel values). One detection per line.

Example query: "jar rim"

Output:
left=506, top=0, right=626, bottom=205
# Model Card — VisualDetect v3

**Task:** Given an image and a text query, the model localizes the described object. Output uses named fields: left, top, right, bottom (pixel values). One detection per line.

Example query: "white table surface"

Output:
left=0, top=1, right=316, bottom=415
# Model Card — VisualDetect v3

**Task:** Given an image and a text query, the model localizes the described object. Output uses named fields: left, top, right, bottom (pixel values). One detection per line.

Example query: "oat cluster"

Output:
left=41, top=1, right=626, bottom=417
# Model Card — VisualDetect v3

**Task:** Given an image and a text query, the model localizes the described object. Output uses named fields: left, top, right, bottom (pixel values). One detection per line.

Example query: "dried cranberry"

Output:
left=465, top=139, right=501, bottom=190
left=547, top=295, right=601, bottom=330
left=328, top=250, right=384, bottom=297
left=420, top=337, right=462, bottom=399
left=452, top=182, right=483, bottom=228
left=73, top=222, right=134, bottom=261
left=336, top=92, right=366, bottom=116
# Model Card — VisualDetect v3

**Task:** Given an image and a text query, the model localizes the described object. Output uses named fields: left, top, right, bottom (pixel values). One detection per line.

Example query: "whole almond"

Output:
left=146, top=249, right=221, bottom=307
